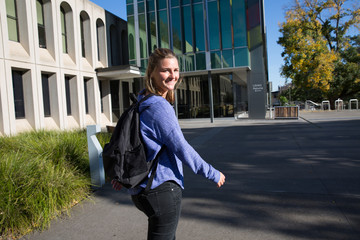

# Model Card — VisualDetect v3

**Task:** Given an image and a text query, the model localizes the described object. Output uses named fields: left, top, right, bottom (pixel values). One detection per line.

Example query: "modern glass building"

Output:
left=126, top=0, right=268, bottom=119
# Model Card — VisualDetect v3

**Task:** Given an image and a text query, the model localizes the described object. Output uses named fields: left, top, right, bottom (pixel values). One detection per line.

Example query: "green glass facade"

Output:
left=126, top=0, right=268, bottom=119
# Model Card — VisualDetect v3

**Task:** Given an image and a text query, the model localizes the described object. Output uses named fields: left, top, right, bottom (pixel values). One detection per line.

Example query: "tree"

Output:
left=278, top=0, right=360, bottom=107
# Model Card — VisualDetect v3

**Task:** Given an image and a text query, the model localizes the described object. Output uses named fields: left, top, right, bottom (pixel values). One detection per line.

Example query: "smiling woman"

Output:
left=144, top=48, right=182, bottom=103
left=111, top=48, right=226, bottom=240
left=151, top=57, right=179, bottom=98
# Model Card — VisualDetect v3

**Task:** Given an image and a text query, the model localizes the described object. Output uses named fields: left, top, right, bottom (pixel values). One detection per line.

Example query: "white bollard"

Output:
left=86, top=125, right=105, bottom=187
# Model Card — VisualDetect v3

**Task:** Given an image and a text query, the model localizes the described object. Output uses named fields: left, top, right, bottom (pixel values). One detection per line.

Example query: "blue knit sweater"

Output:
left=130, top=94, right=220, bottom=194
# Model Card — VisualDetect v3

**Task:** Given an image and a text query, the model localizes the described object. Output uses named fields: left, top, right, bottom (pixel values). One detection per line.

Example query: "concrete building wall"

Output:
left=0, top=0, right=123, bottom=135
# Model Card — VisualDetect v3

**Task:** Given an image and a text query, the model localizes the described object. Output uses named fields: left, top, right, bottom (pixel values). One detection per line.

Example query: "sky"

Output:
left=89, top=0, right=292, bottom=92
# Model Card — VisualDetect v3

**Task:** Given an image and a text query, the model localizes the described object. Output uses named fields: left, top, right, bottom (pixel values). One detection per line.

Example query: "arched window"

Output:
left=6, top=0, right=19, bottom=42
left=80, top=14, right=85, bottom=57
left=60, top=6, right=67, bottom=53
left=36, top=0, right=46, bottom=48
left=96, top=19, right=105, bottom=62
left=80, top=11, right=91, bottom=60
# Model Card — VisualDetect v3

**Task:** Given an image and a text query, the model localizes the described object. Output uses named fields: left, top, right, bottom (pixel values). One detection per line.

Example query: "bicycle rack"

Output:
left=349, top=99, right=359, bottom=110
left=335, top=98, right=344, bottom=111
left=321, top=100, right=330, bottom=111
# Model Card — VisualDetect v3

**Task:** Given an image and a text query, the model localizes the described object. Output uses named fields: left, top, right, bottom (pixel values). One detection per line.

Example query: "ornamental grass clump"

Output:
left=0, top=130, right=93, bottom=239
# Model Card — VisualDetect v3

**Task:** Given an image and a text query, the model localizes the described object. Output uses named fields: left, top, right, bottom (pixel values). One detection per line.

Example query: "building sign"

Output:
left=252, top=84, right=263, bottom=92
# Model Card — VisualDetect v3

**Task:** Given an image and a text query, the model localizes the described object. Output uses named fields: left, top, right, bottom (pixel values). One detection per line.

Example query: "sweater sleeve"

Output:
left=147, top=99, right=220, bottom=183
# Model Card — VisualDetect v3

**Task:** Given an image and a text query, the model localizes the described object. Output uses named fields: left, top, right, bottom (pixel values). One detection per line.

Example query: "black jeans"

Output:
left=131, top=181, right=182, bottom=240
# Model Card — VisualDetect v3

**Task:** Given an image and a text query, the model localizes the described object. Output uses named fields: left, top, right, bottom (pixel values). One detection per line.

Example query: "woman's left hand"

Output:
left=111, top=179, right=123, bottom=191
left=217, top=172, right=226, bottom=188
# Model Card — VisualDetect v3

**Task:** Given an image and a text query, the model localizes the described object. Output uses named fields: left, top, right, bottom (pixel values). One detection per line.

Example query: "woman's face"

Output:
left=151, top=57, right=179, bottom=97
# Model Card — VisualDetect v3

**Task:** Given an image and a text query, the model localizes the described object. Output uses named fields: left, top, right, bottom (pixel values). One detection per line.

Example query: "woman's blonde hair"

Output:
left=145, top=48, right=181, bottom=103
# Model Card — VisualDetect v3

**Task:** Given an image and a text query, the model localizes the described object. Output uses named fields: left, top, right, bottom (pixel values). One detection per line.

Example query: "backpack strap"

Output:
left=143, top=145, right=166, bottom=193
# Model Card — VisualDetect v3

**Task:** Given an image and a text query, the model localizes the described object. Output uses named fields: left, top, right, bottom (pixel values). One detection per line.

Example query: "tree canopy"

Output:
left=278, top=0, right=360, bottom=106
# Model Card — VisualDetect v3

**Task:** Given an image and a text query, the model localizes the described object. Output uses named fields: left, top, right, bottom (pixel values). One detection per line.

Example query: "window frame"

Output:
left=6, top=0, right=20, bottom=42
left=37, top=0, right=47, bottom=48
left=60, top=6, right=68, bottom=53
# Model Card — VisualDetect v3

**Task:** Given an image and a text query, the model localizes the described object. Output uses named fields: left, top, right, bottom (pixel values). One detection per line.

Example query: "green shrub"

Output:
left=0, top=130, right=96, bottom=239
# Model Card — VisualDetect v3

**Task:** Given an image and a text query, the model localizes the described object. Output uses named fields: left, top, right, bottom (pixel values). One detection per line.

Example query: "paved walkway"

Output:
left=22, top=111, right=360, bottom=240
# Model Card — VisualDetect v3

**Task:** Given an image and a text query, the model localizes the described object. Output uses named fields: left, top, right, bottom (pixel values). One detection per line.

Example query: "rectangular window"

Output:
left=84, top=78, right=89, bottom=114
left=158, top=10, right=169, bottom=49
left=139, top=14, right=147, bottom=58
left=222, top=49, right=233, bottom=68
left=193, top=4, right=205, bottom=52
left=171, top=0, right=179, bottom=7
left=122, top=82, right=130, bottom=111
left=211, top=51, right=221, bottom=69
left=220, top=0, right=232, bottom=49
left=138, top=1, right=145, bottom=13
left=208, top=1, right=220, bottom=50
left=12, top=70, right=25, bottom=119
left=6, top=0, right=19, bottom=42
left=127, top=4, right=134, bottom=15
left=65, top=76, right=71, bottom=115
left=128, top=16, right=136, bottom=60
left=182, top=5, right=193, bottom=53
left=234, top=48, right=249, bottom=67
left=171, top=7, right=182, bottom=54
left=232, top=0, right=247, bottom=47
left=37, top=0, right=46, bottom=48
left=147, top=12, right=157, bottom=52
left=147, top=0, right=155, bottom=11
left=157, top=0, right=167, bottom=10
left=99, top=81, right=104, bottom=113
left=184, top=54, right=195, bottom=72
left=110, top=80, right=120, bottom=121
left=196, top=52, right=206, bottom=70
left=42, top=74, right=51, bottom=117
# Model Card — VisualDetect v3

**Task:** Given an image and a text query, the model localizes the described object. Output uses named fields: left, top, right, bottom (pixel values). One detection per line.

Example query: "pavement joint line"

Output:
left=299, top=116, right=322, bottom=128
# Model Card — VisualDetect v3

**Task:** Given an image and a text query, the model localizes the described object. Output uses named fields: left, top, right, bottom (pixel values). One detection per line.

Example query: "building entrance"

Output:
left=177, top=73, right=239, bottom=119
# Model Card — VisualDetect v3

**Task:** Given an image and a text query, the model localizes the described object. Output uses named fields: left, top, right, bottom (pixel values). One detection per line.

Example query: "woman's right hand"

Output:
left=217, top=172, right=225, bottom=188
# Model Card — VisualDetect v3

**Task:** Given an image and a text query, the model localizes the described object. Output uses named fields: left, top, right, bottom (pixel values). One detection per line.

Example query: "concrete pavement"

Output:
left=22, top=110, right=360, bottom=240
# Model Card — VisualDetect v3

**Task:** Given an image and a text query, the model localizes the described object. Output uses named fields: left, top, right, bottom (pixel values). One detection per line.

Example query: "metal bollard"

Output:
left=86, top=125, right=105, bottom=187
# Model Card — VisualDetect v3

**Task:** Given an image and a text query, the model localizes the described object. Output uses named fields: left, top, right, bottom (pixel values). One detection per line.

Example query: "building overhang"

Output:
left=95, top=65, right=141, bottom=80
left=179, top=66, right=251, bottom=77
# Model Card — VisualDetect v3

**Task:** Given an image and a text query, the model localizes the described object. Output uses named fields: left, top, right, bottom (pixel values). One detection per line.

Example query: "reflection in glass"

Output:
left=233, top=0, right=247, bottom=47
left=147, top=0, right=155, bottom=11
left=222, top=49, right=233, bottom=68
left=211, top=51, right=221, bottom=69
left=171, top=7, right=182, bottom=54
left=139, top=14, right=147, bottom=58
left=220, top=0, right=232, bottom=49
left=171, top=0, right=179, bottom=7
left=234, top=48, right=249, bottom=67
left=184, top=54, right=195, bottom=72
left=148, top=12, right=157, bottom=52
left=208, top=1, right=220, bottom=50
left=138, top=1, right=144, bottom=13
left=193, top=3, right=205, bottom=52
left=182, top=0, right=190, bottom=5
left=177, top=76, right=209, bottom=119
left=213, top=74, right=234, bottom=117
left=127, top=4, right=134, bottom=15
left=196, top=52, right=206, bottom=70
left=158, top=10, right=169, bottom=49
left=157, top=0, right=167, bottom=10
left=177, top=74, right=234, bottom=118
left=128, top=16, right=136, bottom=60
left=6, top=0, right=19, bottom=42
left=183, top=5, right=193, bottom=53
left=37, top=0, right=46, bottom=48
